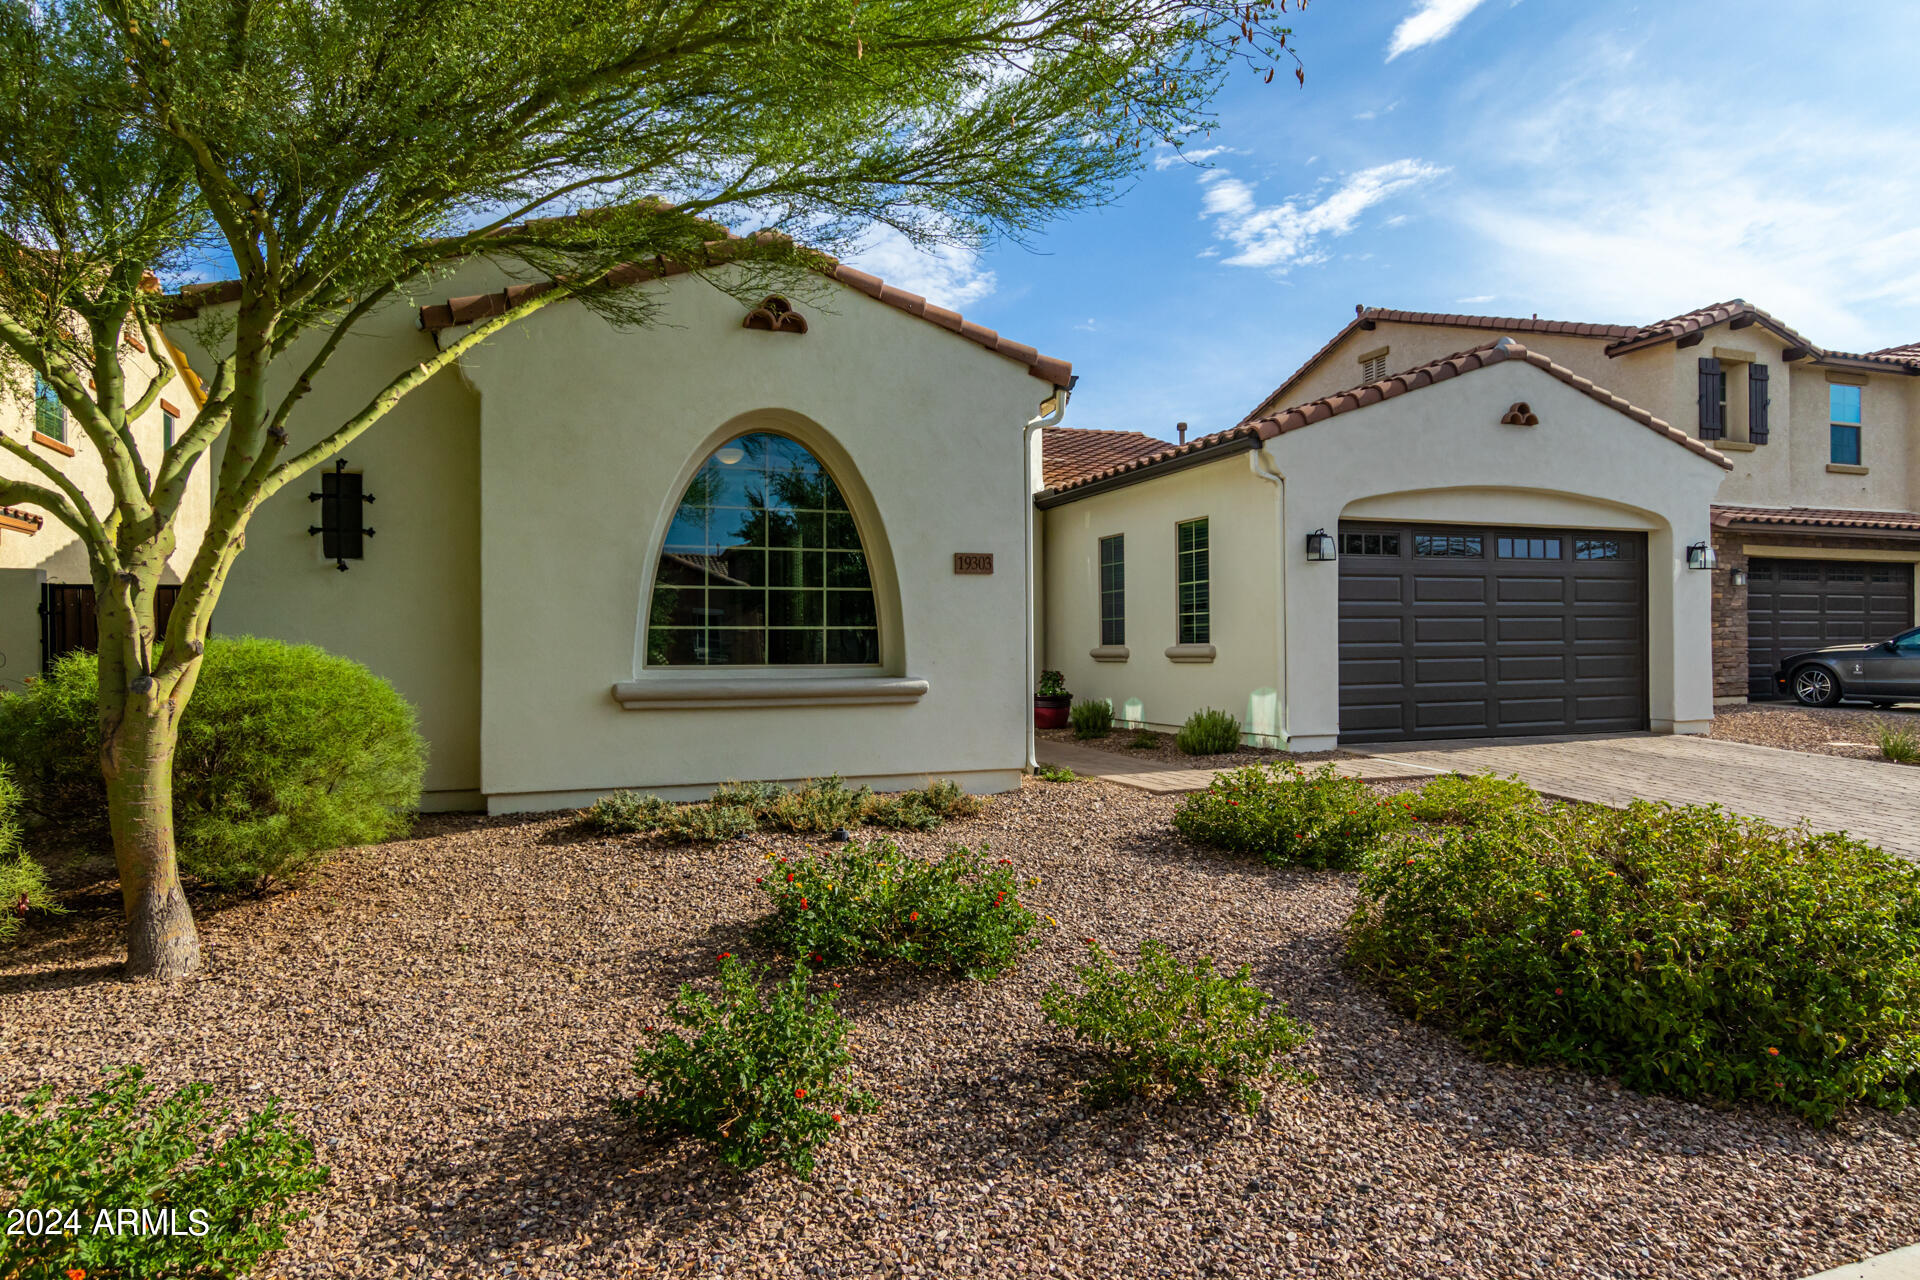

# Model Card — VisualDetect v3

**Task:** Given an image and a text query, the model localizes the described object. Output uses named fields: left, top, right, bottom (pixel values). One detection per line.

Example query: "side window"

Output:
left=33, top=374, right=64, bottom=442
left=1176, top=518, right=1209, bottom=646
left=1830, top=384, right=1862, bottom=465
left=1098, top=535, right=1124, bottom=647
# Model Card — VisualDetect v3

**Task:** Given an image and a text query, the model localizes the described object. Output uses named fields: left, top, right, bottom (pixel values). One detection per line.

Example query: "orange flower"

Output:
left=909, top=911, right=919, bottom=922
left=795, top=1087, right=807, bottom=1099
left=801, top=898, right=809, bottom=909
left=1767, top=1047, right=1780, bottom=1056
left=832, top=1113, right=843, bottom=1123
left=68, top=1270, right=86, bottom=1280
left=717, top=952, right=732, bottom=960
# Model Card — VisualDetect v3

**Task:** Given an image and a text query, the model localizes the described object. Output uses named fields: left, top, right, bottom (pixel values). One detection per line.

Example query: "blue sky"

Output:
left=851, top=1, right=1920, bottom=440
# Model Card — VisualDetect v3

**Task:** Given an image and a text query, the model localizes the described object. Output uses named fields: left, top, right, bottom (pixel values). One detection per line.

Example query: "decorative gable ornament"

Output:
left=1499, top=401, right=1539, bottom=426
left=742, top=295, right=808, bottom=334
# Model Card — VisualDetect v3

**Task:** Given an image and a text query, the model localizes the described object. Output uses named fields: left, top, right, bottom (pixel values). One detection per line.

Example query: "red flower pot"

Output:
left=1035, top=694, right=1072, bottom=729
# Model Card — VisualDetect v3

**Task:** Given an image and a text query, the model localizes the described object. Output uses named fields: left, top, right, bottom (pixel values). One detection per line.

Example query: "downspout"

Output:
left=1247, top=446, right=1289, bottom=749
left=1024, top=379, right=1074, bottom=771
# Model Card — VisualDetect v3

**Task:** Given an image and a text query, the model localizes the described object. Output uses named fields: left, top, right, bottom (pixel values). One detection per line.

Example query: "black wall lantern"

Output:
left=309, top=459, right=376, bottom=571
left=1305, top=528, right=1337, bottom=561
left=1686, top=540, right=1717, bottom=570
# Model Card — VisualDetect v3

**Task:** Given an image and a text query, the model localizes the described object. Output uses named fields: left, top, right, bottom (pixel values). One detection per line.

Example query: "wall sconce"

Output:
left=1686, top=541, right=1717, bottom=570
left=1730, top=566, right=1748, bottom=588
left=1305, top=528, right=1337, bottom=561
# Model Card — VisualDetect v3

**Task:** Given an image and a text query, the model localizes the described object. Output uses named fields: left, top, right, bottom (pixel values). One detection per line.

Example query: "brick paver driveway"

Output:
left=1361, top=733, right=1920, bottom=859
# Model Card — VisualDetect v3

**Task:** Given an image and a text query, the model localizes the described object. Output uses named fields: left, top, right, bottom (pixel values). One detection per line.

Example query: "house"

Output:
left=0, top=325, right=210, bottom=690
left=162, top=256, right=1071, bottom=813
left=1038, top=298, right=1920, bottom=748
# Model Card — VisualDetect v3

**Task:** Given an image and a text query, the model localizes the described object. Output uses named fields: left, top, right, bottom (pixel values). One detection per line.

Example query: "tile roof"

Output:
left=1242, top=305, right=1639, bottom=423
left=1046, top=337, right=1730, bottom=500
left=1867, top=341, right=1920, bottom=363
left=1041, top=428, right=1172, bottom=488
left=1602, top=299, right=1818, bottom=357
left=1711, top=505, right=1920, bottom=533
left=169, top=232, right=1071, bottom=386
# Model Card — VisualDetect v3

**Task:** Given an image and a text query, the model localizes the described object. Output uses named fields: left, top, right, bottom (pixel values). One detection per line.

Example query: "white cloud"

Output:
left=1195, top=160, right=1446, bottom=272
left=1152, top=144, right=1240, bottom=171
left=846, top=225, right=997, bottom=308
left=1386, top=0, right=1493, bottom=60
left=1457, top=294, right=1497, bottom=305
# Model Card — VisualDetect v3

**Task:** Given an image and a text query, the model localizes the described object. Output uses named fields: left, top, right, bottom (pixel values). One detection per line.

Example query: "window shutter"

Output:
left=1697, top=357, right=1725, bottom=440
left=1747, top=363, right=1770, bottom=444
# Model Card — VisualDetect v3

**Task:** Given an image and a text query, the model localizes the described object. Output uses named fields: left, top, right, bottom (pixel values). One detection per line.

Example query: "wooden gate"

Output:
left=40, top=584, right=182, bottom=668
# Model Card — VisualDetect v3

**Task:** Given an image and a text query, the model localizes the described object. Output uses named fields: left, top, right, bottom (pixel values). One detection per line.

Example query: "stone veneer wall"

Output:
left=1710, top=528, right=1920, bottom=702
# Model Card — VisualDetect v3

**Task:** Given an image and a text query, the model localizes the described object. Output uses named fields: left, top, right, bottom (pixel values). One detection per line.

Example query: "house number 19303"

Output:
left=952, top=553, right=994, bottom=575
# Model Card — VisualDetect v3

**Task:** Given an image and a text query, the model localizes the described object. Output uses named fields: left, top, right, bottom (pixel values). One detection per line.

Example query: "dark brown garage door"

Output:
left=1338, top=522, right=1648, bottom=743
left=1746, top=559, right=1915, bottom=696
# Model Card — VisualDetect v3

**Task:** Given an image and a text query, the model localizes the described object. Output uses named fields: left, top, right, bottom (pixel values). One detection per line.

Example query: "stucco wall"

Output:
left=1040, top=452, right=1281, bottom=740
left=1265, top=322, right=1619, bottom=416
left=0, top=568, right=43, bottom=692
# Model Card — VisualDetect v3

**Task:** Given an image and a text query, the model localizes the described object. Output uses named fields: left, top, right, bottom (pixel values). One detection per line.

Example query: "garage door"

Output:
left=1338, top=522, right=1648, bottom=743
left=1746, top=559, right=1915, bottom=696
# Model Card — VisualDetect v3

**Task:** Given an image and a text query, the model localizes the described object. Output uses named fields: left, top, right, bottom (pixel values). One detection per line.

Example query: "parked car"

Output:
left=1777, top=627, right=1920, bottom=706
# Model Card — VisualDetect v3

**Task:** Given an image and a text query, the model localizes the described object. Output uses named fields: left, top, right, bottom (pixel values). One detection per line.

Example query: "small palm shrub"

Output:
left=622, top=957, right=875, bottom=1176
left=1346, top=801, right=1920, bottom=1124
left=1403, top=772, right=1538, bottom=824
left=1069, top=698, right=1114, bottom=740
left=0, top=639, right=425, bottom=889
left=1175, top=708, right=1241, bottom=755
left=1873, top=721, right=1919, bottom=765
left=1041, top=940, right=1310, bottom=1114
left=0, top=1065, right=328, bottom=1278
left=0, top=763, right=57, bottom=945
left=757, top=839, right=1036, bottom=979
left=1174, top=763, right=1411, bottom=870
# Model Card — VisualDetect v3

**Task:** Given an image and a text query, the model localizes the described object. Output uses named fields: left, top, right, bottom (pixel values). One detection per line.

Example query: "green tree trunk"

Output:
left=103, top=700, right=201, bottom=979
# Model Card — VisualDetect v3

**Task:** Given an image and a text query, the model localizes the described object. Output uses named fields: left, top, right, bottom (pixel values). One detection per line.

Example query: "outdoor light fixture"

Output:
left=715, top=444, right=747, bottom=465
left=1305, top=528, right=1337, bottom=561
left=1686, top=541, right=1717, bottom=570
left=1730, top=566, right=1749, bottom=588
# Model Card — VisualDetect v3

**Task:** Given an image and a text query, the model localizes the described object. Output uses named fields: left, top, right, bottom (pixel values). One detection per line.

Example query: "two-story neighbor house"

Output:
left=1037, top=298, right=1920, bottom=749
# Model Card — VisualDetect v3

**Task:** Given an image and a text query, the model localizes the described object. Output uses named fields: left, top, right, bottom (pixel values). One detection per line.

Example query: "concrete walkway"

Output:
left=1804, top=1245, right=1920, bottom=1280
left=1033, top=739, right=1441, bottom=795
left=1362, top=733, right=1920, bottom=859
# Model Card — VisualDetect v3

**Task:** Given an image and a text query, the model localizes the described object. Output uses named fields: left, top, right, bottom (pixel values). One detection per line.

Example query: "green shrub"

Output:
left=1873, top=721, right=1919, bottom=765
left=1345, top=802, right=1920, bottom=1124
left=0, top=639, right=425, bottom=890
left=1069, top=698, right=1113, bottom=740
left=666, top=804, right=759, bottom=843
left=759, top=776, right=871, bottom=834
left=1125, top=730, right=1159, bottom=750
left=0, top=763, right=57, bottom=945
left=1036, top=669, right=1068, bottom=697
left=1041, top=940, right=1310, bottom=1114
left=1175, top=708, right=1241, bottom=755
left=622, top=957, right=875, bottom=1176
left=1035, top=764, right=1077, bottom=783
left=864, top=779, right=983, bottom=831
left=1174, top=763, right=1411, bottom=870
left=710, top=780, right=787, bottom=811
left=585, top=790, right=673, bottom=835
left=1403, top=772, right=1538, bottom=825
left=0, top=1065, right=328, bottom=1278
left=757, top=839, right=1036, bottom=979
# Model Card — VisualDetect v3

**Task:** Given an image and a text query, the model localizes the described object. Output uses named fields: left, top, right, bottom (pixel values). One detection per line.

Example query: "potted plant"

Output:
left=1035, top=669, right=1072, bottom=729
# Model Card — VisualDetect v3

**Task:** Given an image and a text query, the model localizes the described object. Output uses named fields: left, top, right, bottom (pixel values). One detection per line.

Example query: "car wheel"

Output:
left=1792, top=665, right=1841, bottom=707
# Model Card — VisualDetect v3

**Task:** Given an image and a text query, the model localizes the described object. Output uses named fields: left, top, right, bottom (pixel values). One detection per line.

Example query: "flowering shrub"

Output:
left=1041, top=940, right=1310, bottom=1114
left=1346, top=801, right=1920, bottom=1124
left=0, top=1065, right=328, bottom=1279
left=1173, top=763, right=1411, bottom=870
left=757, top=839, right=1037, bottom=979
left=623, top=957, right=874, bottom=1177
left=1174, top=708, right=1241, bottom=755
left=1069, top=698, right=1113, bottom=740
left=1401, top=772, right=1538, bottom=825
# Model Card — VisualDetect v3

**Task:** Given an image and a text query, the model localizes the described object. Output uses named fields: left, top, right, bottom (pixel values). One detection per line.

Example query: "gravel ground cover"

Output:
left=3, top=780, right=1916, bottom=1279
left=1710, top=703, right=1920, bottom=763
left=1036, top=726, right=1342, bottom=770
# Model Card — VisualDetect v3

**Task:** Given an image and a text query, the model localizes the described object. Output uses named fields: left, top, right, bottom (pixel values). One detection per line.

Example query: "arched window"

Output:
left=647, top=432, right=880, bottom=666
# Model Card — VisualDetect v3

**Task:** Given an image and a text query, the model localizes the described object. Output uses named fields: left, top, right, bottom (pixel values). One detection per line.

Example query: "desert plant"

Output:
left=711, top=780, right=789, bottom=811
left=1036, top=669, right=1068, bottom=697
left=1035, top=764, right=1078, bottom=783
left=0, top=639, right=424, bottom=892
left=757, top=839, right=1037, bottom=979
left=0, top=763, right=57, bottom=946
left=0, top=1065, right=329, bottom=1278
left=1041, top=940, right=1310, bottom=1114
left=664, top=804, right=759, bottom=843
left=1346, top=801, right=1920, bottom=1124
left=1175, top=708, right=1241, bottom=755
left=585, top=790, right=673, bottom=835
left=757, top=776, right=872, bottom=834
left=1069, top=698, right=1114, bottom=740
left=1126, top=730, right=1159, bottom=750
left=1402, top=772, right=1538, bottom=825
left=1174, top=763, right=1411, bottom=870
left=1873, top=721, right=1919, bottom=765
left=622, top=957, right=875, bottom=1176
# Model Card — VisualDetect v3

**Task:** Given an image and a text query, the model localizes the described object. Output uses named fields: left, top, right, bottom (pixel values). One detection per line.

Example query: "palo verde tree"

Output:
left=0, top=0, right=1309, bottom=979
